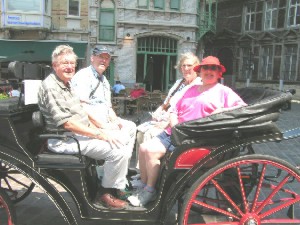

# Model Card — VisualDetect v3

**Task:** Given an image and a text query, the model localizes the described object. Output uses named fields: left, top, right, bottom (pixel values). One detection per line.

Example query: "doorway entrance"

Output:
left=136, top=36, right=178, bottom=92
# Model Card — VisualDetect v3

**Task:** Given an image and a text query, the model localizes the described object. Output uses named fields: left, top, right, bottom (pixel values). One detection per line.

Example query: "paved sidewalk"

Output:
left=7, top=103, right=300, bottom=225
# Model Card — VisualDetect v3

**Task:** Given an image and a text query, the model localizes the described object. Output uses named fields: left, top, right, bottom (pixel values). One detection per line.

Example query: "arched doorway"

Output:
left=136, top=36, right=178, bottom=92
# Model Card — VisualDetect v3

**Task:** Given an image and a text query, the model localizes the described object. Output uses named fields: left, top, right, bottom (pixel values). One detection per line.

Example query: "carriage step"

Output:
left=283, top=127, right=300, bottom=140
left=34, top=154, right=86, bottom=169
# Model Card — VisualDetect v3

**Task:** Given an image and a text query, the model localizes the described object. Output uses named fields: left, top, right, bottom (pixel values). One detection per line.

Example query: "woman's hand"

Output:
left=154, top=120, right=169, bottom=129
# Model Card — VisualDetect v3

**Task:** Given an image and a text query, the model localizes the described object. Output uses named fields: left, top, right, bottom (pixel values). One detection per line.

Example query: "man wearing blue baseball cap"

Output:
left=71, top=46, right=137, bottom=208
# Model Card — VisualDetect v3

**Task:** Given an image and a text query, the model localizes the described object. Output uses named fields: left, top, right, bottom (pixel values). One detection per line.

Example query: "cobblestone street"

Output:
left=5, top=102, right=300, bottom=225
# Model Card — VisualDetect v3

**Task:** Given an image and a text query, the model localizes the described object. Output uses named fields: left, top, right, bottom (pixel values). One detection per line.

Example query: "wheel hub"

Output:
left=240, top=213, right=260, bottom=225
left=245, top=219, right=257, bottom=225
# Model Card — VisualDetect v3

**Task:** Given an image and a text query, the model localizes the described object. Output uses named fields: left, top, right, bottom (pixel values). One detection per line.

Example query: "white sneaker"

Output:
left=130, top=179, right=145, bottom=189
left=131, top=174, right=141, bottom=180
left=128, top=189, right=156, bottom=207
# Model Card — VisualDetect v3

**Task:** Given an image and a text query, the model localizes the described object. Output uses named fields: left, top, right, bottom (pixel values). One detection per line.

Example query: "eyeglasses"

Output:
left=60, top=61, right=76, bottom=67
left=181, top=64, right=194, bottom=68
left=202, top=65, right=221, bottom=71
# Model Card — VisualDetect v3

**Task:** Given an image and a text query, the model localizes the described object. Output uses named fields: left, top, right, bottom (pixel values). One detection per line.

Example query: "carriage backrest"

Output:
left=171, top=87, right=292, bottom=146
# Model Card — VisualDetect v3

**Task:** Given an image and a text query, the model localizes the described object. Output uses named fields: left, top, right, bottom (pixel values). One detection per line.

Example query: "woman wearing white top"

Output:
left=135, top=52, right=201, bottom=170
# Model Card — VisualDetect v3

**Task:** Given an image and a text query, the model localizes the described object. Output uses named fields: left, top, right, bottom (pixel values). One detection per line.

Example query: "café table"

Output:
left=113, top=96, right=139, bottom=115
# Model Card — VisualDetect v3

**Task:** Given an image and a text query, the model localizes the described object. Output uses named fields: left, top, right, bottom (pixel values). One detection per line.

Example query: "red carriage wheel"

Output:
left=0, top=188, right=17, bottom=225
left=179, top=154, right=300, bottom=225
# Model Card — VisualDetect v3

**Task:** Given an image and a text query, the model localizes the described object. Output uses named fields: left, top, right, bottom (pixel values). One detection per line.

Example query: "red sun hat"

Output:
left=194, top=56, right=226, bottom=73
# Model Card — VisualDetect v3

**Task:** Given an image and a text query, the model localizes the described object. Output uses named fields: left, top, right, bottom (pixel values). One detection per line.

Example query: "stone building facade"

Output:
left=203, top=0, right=300, bottom=99
left=0, top=0, right=215, bottom=92
left=0, top=0, right=89, bottom=80
left=89, top=0, right=203, bottom=91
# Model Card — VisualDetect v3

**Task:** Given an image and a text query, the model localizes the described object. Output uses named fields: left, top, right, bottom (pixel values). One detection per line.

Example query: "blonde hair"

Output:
left=51, top=45, right=78, bottom=64
left=175, top=52, right=200, bottom=70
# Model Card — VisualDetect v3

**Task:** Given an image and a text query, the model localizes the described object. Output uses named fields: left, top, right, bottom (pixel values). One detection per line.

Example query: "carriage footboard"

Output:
left=282, top=127, right=300, bottom=140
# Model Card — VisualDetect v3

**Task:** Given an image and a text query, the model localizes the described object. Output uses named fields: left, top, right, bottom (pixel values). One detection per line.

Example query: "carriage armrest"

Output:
left=33, top=132, right=86, bottom=167
left=36, top=133, right=84, bottom=163
left=35, top=154, right=86, bottom=169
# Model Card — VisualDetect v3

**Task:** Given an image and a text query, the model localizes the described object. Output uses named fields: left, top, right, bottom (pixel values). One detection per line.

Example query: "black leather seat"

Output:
left=32, top=111, right=86, bottom=169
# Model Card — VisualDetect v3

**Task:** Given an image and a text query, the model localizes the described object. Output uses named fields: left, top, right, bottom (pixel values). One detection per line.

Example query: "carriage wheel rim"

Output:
left=182, top=157, right=300, bottom=225
left=0, top=195, right=14, bottom=225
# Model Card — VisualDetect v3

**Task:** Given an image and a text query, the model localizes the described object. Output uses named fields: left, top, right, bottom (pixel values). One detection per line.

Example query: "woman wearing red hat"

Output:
left=128, top=56, right=247, bottom=207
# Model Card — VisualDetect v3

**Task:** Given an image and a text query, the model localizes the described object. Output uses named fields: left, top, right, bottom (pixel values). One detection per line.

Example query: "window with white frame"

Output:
left=245, top=3, right=256, bottom=32
left=6, top=0, right=42, bottom=13
left=288, top=0, right=300, bottom=27
left=154, top=0, right=164, bottom=10
left=283, top=45, right=298, bottom=81
left=241, top=48, right=252, bottom=80
left=259, top=46, right=273, bottom=80
left=99, top=0, right=115, bottom=42
left=138, top=0, right=148, bottom=8
left=69, top=0, right=80, bottom=16
left=264, top=0, right=278, bottom=30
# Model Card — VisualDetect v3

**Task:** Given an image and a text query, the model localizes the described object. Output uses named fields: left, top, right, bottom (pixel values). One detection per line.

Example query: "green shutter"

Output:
left=154, top=0, right=164, bottom=9
left=99, top=9, right=115, bottom=41
left=170, top=0, right=180, bottom=10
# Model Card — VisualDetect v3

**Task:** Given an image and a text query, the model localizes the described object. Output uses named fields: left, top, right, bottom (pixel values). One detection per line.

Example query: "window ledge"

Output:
left=65, top=16, right=82, bottom=20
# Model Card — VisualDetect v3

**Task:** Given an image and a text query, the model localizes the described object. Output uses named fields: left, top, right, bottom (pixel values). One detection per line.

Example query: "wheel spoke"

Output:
left=260, top=195, right=300, bottom=219
left=4, top=170, right=21, bottom=175
left=5, top=175, right=31, bottom=189
left=193, top=199, right=240, bottom=220
left=256, top=173, right=291, bottom=214
left=210, top=179, right=244, bottom=217
left=251, top=163, right=266, bottom=212
left=236, top=166, right=249, bottom=213
left=3, top=178, right=13, bottom=191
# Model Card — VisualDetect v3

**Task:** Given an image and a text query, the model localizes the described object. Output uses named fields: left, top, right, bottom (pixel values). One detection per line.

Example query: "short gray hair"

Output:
left=51, top=45, right=78, bottom=64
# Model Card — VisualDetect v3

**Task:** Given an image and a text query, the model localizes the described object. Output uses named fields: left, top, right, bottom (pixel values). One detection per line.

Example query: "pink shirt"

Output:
left=167, top=83, right=247, bottom=134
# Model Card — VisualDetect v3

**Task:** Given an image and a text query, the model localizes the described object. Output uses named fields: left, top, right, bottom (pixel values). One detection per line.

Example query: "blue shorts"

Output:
left=156, top=131, right=175, bottom=152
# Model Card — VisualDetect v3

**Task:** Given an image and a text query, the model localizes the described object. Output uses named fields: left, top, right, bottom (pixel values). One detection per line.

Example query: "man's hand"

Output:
left=95, top=129, right=124, bottom=149
left=102, top=122, right=120, bottom=130
left=110, top=116, right=123, bottom=129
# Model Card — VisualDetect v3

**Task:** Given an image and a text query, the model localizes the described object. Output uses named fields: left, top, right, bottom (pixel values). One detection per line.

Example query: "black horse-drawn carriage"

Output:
left=0, top=78, right=300, bottom=225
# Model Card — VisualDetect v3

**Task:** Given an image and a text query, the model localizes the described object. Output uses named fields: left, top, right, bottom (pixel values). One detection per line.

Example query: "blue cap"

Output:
left=92, top=46, right=111, bottom=56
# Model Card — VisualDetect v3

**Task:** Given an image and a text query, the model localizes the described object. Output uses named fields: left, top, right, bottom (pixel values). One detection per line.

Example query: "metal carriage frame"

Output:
left=1, top=87, right=300, bottom=225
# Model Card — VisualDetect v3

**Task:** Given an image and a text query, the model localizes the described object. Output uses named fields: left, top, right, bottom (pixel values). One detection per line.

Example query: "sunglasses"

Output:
left=202, top=65, right=221, bottom=71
